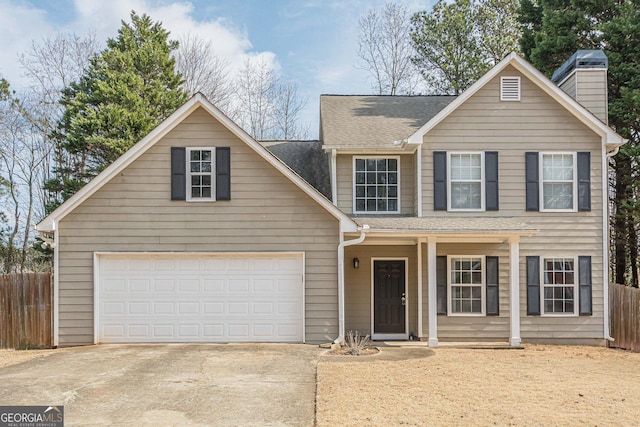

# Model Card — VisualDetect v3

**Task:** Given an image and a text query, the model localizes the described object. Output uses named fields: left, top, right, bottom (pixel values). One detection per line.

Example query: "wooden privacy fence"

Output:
left=609, top=283, right=640, bottom=352
left=0, top=273, right=53, bottom=349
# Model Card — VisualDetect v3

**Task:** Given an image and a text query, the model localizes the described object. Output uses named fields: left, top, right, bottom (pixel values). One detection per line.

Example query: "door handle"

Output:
left=401, top=292, right=406, bottom=306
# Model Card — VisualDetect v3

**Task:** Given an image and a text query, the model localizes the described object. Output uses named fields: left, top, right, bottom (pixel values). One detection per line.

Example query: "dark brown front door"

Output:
left=373, top=260, right=406, bottom=334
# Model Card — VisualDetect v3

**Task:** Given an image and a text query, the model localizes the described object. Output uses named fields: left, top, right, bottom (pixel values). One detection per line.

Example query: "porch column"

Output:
left=509, top=236, right=521, bottom=347
left=417, top=238, right=425, bottom=338
left=427, top=237, right=438, bottom=347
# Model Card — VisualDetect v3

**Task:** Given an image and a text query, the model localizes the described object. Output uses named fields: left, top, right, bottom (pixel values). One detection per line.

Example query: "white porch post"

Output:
left=417, top=238, right=425, bottom=339
left=427, top=237, right=438, bottom=347
left=509, top=236, right=521, bottom=347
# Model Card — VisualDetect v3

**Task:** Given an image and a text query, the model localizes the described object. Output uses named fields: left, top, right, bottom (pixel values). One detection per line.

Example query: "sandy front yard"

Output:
left=316, top=344, right=640, bottom=426
left=0, top=349, right=56, bottom=369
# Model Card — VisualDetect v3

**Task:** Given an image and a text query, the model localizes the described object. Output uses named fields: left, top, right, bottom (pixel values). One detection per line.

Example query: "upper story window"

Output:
left=540, top=152, right=576, bottom=211
left=448, top=152, right=485, bottom=211
left=354, top=157, right=399, bottom=213
left=434, top=151, right=498, bottom=212
left=187, top=147, right=215, bottom=201
left=525, top=151, right=589, bottom=212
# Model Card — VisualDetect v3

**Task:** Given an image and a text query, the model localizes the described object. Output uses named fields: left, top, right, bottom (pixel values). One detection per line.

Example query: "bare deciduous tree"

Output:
left=174, top=33, right=234, bottom=113
left=233, top=58, right=309, bottom=141
left=0, top=92, right=49, bottom=272
left=271, top=81, right=309, bottom=140
left=18, top=32, right=99, bottom=213
left=357, top=2, right=422, bottom=95
left=234, top=58, right=277, bottom=140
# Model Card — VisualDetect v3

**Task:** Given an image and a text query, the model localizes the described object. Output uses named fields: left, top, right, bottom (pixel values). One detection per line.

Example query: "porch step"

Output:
left=379, top=341, right=523, bottom=350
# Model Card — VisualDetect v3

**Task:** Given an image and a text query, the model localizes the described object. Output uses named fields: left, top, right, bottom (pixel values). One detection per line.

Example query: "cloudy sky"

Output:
left=0, top=0, right=438, bottom=137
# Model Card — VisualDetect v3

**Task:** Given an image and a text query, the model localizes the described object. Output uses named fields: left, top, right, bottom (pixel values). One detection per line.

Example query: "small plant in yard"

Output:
left=344, top=330, right=371, bottom=355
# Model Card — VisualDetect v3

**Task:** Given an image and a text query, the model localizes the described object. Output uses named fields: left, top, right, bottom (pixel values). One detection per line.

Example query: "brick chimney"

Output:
left=551, top=50, right=608, bottom=124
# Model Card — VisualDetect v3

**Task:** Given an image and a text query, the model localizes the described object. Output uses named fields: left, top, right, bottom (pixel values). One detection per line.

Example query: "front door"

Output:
left=373, top=260, right=406, bottom=334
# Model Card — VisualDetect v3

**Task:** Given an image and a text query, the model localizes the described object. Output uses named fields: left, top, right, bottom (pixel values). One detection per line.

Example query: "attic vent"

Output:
left=500, top=76, right=521, bottom=101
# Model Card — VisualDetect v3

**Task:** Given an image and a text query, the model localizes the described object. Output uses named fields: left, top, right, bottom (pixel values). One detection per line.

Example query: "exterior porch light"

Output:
left=353, top=258, right=360, bottom=269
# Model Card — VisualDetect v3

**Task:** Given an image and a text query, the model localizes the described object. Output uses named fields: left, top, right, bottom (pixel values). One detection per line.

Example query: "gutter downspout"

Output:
left=603, top=143, right=623, bottom=342
left=335, top=225, right=368, bottom=344
left=330, top=149, right=337, bottom=205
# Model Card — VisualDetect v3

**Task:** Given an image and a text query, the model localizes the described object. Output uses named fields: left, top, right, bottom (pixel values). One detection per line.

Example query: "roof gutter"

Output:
left=335, top=225, right=368, bottom=344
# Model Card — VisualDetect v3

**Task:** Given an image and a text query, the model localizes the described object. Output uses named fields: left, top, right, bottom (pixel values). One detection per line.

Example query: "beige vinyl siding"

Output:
left=559, top=73, right=577, bottom=99
left=343, top=245, right=418, bottom=336
left=576, top=70, right=608, bottom=124
left=57, top=107, right=340, bottom=346
left=421, top=65, right=605, bottom=341
left=335, top=154, right=415, bottom=215
left=559, top=69, right=607, bottom=124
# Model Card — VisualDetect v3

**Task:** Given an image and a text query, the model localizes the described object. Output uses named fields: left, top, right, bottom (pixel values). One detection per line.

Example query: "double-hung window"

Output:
left=448, top=256, right=485, bottom=315
left=187, top=147, right=215, bottom=201
left=448, top=152, right=484, bottom=211
left=542, top=257, right=577, bottom=315
left=540, top=152, right=576, bottom=211
left=354, top=157, right=400, bottom=213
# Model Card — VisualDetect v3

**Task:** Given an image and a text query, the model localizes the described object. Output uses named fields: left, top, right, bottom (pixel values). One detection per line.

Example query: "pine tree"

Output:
left=411, top=0, right=521, bottom=95
left=518, top=0, right=640, bottom=287
left=47, top=11, right=188, bottom=209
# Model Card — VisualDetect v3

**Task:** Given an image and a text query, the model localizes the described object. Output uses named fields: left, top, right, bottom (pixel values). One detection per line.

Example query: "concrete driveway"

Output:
left=0, top=344, right=322, bottom=426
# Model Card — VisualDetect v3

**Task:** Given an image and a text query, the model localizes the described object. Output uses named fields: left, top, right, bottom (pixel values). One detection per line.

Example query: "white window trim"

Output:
left=186, top=147, right=216, bottom=202
left=540, top=256, right=579, bottom=317
left=352, top=155, right=401, bottom=214
left=447, top=255, right=486, bottom=317
left=447, top=151, right=485, bottom=212
left=500, top=76, right=521, bottom=101
left=539, top=152, right=577, bottom=212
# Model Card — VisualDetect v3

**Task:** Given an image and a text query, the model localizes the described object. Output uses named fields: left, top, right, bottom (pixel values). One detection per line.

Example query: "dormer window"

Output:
left=500, top=76, right=521, bottom=101
left=353, top=157, right=400, bottom=213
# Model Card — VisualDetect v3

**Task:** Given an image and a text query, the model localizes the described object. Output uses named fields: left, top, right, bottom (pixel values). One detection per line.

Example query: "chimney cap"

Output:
left=551, top=50, right=608, bottom=84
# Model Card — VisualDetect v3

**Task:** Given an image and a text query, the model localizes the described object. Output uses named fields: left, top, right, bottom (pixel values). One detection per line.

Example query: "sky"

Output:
left=0, top=0, right=436, bottom=138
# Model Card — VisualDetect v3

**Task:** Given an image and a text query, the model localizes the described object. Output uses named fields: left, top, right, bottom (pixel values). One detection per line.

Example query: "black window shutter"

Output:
left=579, top=256, right=592, bottom=315
left=486, top=256, right=499, bottom=316
left=171, top=147, right=186, bottom=200
left=526, top=256, right=540, bottom=315
left=525, top=152, right=539, bottom=211
left=577, top=152, right=591, bottom=211
left=433, top=151, right=447, bottom=211
left=436, top=256, right=447, bottom=315
left=216, top=147, right=231, bottom=200
left=485, top=152, right=499, bottom=211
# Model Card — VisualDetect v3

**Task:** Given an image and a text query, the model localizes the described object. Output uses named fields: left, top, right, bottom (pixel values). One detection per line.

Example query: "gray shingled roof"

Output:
left=320, top=95, right=457, bottom=148
left=263, top=140, right=332, bottom=199
left=353, top=217, right=537, bottom=234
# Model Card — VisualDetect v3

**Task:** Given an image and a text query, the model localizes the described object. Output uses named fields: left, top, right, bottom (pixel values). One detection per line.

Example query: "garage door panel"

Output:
left=98, top=253, right=304, bottom=343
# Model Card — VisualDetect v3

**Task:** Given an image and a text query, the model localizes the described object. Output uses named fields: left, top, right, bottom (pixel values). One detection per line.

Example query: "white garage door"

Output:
left=96, top=253, right=304, bottom=343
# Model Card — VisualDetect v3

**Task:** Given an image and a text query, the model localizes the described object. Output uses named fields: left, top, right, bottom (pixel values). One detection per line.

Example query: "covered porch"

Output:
left=340, top=217, right=537, bottom=347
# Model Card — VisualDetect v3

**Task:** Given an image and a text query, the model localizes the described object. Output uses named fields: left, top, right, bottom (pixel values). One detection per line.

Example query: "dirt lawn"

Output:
left=317, top=344, right=640, bottom=426
left=0, top=349, right=56, bottom=369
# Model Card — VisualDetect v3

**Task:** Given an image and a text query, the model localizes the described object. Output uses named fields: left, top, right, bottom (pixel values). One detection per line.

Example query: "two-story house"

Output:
left=37, top=50, right=625, bottom=348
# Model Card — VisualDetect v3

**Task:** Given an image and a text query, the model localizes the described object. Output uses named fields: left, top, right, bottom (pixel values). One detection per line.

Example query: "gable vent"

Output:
left=500, top=76, right=521, bottom=101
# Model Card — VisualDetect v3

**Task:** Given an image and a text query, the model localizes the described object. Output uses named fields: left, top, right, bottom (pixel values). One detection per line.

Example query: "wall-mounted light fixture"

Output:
left=353, top=257, right=360, bottom=269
